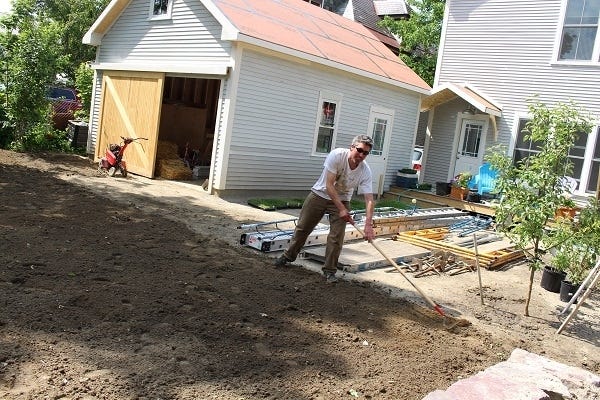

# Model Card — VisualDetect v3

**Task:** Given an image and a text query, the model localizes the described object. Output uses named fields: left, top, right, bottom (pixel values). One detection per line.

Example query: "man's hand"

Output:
left=340, top=209, right=354, bottom=224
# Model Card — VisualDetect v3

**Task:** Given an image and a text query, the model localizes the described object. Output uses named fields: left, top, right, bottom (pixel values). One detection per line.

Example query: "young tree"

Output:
left=379, top=0, right=445, bottom=86
left=487, top=99, right=593, bottom=316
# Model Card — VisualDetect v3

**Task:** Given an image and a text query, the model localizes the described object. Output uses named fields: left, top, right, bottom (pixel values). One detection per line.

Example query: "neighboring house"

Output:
left=83, top=0, right=429, bottom=197
left=304, top=0, right=409, bottom=54
left=420, top=0, right=600, bottom=197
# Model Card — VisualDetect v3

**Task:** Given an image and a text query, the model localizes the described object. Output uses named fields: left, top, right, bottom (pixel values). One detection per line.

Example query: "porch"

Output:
left=382, top=186, right=496, bottom=217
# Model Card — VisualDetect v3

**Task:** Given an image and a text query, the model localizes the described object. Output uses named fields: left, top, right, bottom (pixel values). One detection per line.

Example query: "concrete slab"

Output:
left=304, top=238, right=430, bottom=272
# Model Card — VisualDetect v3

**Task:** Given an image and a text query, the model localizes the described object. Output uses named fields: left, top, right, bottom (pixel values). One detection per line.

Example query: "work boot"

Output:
left=324, top=272, right=338, bottom=284
left=274, top=255, right=291, bottom=267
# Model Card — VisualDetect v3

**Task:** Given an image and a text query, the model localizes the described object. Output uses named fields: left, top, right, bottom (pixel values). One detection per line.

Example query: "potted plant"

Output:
left=449, top=172, right=472, bottom=200
left=396, top=168, right=418, bottom=188
left=547, top=197, right=600, bottom=302
left=555, top=196, right=578, bottom=220
left=540, top=250, right=568, bottom=293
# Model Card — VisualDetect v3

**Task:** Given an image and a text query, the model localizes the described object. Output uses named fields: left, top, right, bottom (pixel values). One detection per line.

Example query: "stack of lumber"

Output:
left=155, top=140, right=192, bottom=180
left=394, top=228, right=525, bottom=270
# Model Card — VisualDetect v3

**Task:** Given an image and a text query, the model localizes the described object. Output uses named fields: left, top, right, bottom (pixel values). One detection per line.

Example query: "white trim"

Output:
left=83, top=0, right=120, bottom=45
left=199, top=0, right=239, bottom=40
left=432, top=82, right=502, bottom=116
left=212, top=43, right=243, bottom=191
left=147, top=0, right=174, bottom=21
left=89, top=62, right=231, bottom=75
left=433, top=0, right=451, bottom=87
left=579, top=127, right=598, bottom=194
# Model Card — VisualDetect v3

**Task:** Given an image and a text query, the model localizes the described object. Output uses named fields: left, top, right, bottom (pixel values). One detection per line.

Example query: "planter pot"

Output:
left=540, top=266, right=566, bottom=293
left=436, top=182, right=450, bottom=196
left=555, top=207, right=578, bottom=220
left=449, top=186, right=468, bottom=201
left=466, top=190, right=481, bottom=203
left=559, top=280, right=580, bottom=303
left=396, top=172, right=418, bottom=188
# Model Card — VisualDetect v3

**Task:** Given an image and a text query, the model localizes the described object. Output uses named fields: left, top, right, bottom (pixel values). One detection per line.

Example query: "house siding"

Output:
left=96, top=0, right=232, bottom=67
left=426, top=0, right=600, bottom=189
left=424, top=99, right=463, bottom=185
left=222, top=48, right=421, bottom=192
left=439, top=0, right=600, bottom=140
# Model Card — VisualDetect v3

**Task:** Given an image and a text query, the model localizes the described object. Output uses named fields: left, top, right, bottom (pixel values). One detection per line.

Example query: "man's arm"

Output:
left=362, top=192, right=375, bottom=241
left=325, top=170, right=350, bottom=220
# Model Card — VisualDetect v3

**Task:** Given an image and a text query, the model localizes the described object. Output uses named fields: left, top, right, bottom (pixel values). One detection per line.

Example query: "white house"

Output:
left=420, top=0, right=600, bottom=197
left=83, top=0, right=430, bottom=197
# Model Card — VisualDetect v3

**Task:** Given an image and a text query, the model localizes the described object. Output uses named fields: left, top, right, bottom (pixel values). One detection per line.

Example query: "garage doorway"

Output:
left=156, top=76, right=221, bottom=180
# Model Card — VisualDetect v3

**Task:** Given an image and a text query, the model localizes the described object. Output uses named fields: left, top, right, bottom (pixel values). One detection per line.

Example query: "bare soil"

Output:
left=0, top=149, right=598, bottom=400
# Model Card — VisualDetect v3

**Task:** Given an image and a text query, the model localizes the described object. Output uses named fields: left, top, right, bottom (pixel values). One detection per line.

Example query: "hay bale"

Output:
left=155, top=158, right=192, bottom=180
left=157, top=141, right=179, bottom=160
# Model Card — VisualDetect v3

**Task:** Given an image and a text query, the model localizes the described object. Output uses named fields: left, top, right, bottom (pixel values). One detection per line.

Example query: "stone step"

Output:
left=422, top=348, right=600, bottom=400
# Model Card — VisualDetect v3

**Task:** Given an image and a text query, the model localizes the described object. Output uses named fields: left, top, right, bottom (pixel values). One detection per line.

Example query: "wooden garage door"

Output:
left=96, top=71, right=164, bottom=178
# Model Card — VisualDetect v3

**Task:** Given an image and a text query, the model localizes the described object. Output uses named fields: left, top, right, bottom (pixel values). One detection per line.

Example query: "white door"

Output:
left=453, top=118, right=486, bottom=178
left=366, top=106, right=394, bottom=195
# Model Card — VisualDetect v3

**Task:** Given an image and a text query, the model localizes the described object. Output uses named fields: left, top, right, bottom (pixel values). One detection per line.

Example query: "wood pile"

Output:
left=394, top=227, right=525, bottom=270
left=395, top=250, right=477, bottom=277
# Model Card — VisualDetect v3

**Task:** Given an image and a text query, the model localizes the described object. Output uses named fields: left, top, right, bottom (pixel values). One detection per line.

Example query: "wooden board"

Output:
left=304, top=238, right=430, bottom=273
left=96, top=70, right=164, bottom=178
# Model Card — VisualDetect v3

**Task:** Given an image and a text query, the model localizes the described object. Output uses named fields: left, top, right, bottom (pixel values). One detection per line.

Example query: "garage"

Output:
left=96, top=71, right=220, bottom=179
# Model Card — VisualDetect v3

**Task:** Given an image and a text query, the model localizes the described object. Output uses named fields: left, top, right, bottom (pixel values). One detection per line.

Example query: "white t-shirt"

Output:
left=311, top=148, right=373, bottom=201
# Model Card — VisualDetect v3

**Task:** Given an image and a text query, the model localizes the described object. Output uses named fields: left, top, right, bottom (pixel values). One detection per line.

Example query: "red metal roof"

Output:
left=214, top=0, right=430, bottom=92
left=84, top=0, right=429, bottom=92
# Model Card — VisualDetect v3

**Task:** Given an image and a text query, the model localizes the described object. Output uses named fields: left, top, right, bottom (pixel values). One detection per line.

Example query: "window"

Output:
left=149, top=0, right=173, bottom=20
left=460, top=122, right=483, bottom=158
left=303, top=0, right=348, bottom=13
left=312, top=92, right=341, bottom=154
left=558, top=0, right=600, bottom=61
left=513, top=119, right=543, bottom=164
left=514, top=118, right=599, bottom=194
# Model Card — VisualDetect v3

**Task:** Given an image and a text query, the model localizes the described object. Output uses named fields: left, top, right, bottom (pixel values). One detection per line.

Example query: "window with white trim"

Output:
left=514, top=118, right=599, bottom=193
left=312, top=92, right=341, bottom=154
left=149, top=0, right=173, bottom=20
left=557, top=0, right=600, bottom=61
left=303, top=0, right=348, bottom=13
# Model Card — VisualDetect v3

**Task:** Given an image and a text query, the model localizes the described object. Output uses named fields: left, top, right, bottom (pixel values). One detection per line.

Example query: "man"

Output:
left=274, top=135, right=375, bottom=283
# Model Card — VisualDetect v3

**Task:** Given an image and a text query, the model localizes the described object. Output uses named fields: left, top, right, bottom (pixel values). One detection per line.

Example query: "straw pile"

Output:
left=155, top=140, right=191, bottom=180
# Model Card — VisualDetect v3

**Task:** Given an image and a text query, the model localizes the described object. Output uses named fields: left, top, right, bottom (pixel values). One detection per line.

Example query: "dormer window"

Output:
left=303, top=0, right=347, bottom=13
left=149, top=0, right=173, bottom=20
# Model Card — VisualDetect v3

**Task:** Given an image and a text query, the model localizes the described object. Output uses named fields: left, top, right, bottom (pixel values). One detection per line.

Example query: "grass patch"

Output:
left=247, top=198, right=305, bottom=211
left=249, top=197, right=413, bottom=211
left=351, top=198, right=412, bottom=211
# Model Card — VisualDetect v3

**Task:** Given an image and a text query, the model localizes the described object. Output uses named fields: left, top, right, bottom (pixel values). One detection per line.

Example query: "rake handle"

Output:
left=350, top=222, right=445, bottom=317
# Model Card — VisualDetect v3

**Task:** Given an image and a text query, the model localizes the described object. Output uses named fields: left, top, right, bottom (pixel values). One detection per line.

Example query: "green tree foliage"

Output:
left=487, top=99, right=592, bottom=316
left=379, top=0, right=445, bottom=86
left=1, top=2, right=65, bottom=139
left=75, top=62, right=94, bottom=119
left=36, top=0, right=109, bottom=80
left=0, top=0, right=107, bottom=149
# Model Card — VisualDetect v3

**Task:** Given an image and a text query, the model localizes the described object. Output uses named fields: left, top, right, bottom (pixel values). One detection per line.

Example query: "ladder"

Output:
left=239, top=207, right=469, bottom=252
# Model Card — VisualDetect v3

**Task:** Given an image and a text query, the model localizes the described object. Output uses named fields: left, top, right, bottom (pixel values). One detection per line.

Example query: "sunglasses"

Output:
left=353, top=146, right=370, bottom=156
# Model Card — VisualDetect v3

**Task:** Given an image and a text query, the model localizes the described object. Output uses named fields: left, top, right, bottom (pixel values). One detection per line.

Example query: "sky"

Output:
left=0, top=0, right=11, bottom=15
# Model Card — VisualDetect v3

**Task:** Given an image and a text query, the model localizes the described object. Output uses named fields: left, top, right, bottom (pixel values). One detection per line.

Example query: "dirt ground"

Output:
left=0, top=149, right=598, bottom=400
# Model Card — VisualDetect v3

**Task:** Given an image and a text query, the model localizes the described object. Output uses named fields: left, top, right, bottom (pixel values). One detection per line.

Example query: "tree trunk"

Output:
left=524, top=267, right=535, bottom=316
